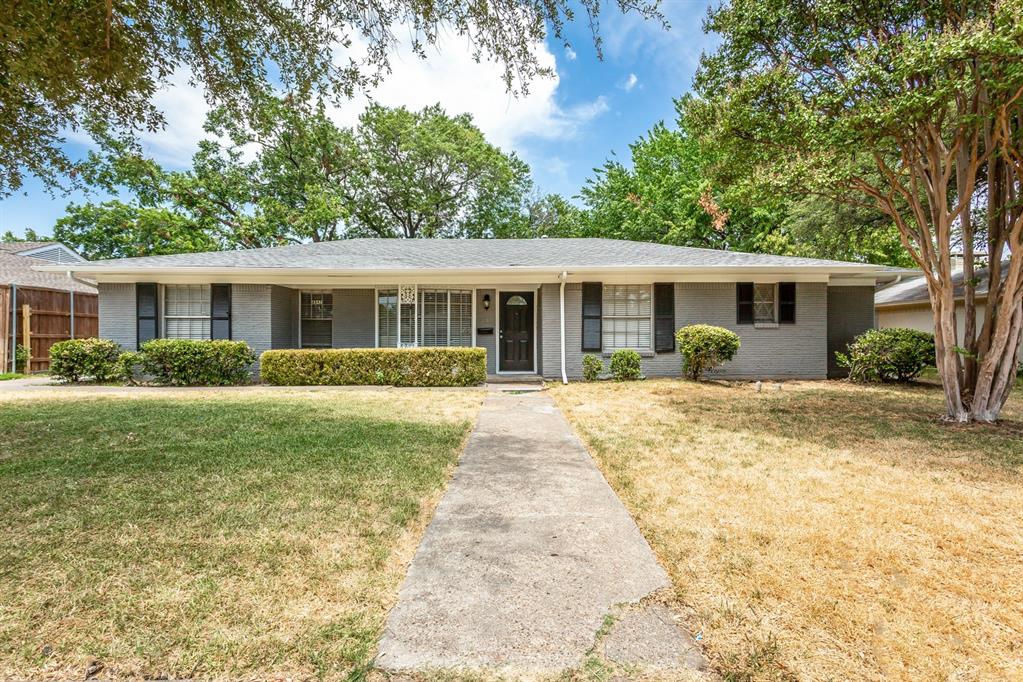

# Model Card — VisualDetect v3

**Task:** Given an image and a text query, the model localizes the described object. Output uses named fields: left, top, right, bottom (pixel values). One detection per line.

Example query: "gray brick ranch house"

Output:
left=37, top=238, right=904, bottom=381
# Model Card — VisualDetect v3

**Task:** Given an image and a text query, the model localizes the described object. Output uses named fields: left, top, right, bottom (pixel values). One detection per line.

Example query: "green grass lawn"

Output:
left=0, top=388, right=482, bottom=681
left=0, top=372, right=29, bottom=381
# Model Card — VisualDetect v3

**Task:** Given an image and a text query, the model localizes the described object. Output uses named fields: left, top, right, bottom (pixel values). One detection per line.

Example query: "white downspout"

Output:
left=559, top=271, right=568, bottom=385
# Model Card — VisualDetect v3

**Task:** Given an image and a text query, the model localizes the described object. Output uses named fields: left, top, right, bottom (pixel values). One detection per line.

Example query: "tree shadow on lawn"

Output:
left=654, top=379, right=1023, bottom=472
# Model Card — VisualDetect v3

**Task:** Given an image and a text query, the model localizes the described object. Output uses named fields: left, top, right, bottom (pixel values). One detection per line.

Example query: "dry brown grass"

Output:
left=551, top=379, right=1023, bottom=681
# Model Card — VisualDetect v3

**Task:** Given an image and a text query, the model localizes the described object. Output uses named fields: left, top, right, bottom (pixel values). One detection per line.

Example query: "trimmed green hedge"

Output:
left=260, top=347, right=487, bottom=387
left=609, top=349, right=642, bottom=381
left=50, top=338, right=122, bottom=382
left=836, top=327, right=935, bottom=383
left=131, top=339, right=257, bottom=386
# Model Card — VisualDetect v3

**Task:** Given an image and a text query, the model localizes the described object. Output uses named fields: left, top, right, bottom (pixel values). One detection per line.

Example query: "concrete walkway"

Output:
left=376, top=390, right=680, bottom=674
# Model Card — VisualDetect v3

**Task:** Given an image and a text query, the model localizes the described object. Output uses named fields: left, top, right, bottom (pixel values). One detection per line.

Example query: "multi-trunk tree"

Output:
left=689, top=0, right=1023, bottom=421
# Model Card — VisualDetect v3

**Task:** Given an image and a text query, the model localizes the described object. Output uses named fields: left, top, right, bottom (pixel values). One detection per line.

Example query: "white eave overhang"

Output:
left=34, top=263, right=909, bottom=287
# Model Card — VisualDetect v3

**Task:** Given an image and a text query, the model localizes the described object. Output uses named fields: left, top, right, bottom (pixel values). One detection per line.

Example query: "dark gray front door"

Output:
left=499, top=292, right=534, bottom=372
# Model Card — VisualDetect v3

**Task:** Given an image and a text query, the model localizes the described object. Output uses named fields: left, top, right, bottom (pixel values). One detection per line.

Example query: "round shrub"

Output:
left=675, top=324, right=741, bottom=381
left=49, top=338, right=122, bottom=382
left=836, top=327, right=936, bottom=383
left=609, top=349, right=642, bottom=381
left=138, top=339, right=256, bottom=386
left=582, top=354, right=603, bottom=381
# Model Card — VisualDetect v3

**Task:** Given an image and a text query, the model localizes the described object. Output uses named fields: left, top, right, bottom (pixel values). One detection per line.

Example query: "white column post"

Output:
left=559, top=271, right=568, bottom=385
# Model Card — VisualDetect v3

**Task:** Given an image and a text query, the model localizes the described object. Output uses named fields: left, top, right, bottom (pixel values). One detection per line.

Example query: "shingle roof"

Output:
left=39, top=238, right=896, bottom=273
left=875, top=260, right=1010, bottom=307
left=0, top=241, right=55, bottom=255
left=0, top=251, right=97, bottom=292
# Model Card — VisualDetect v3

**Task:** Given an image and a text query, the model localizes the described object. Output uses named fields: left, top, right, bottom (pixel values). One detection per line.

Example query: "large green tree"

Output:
left=688, top=0, right=1023, bottom=422
left=57, top=98, right=551, bottom=250
left=579, top=118, right=790, bottom=253
left=0, top=0, right=658, bottom=195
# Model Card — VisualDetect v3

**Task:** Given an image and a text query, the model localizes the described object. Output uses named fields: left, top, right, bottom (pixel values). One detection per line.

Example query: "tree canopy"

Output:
left=687, top=0, right=1023, bottom=421
left=0, top=0, right=660, bottom=195
left=54, top=98, right=568, bottom=257
left=577, top=100, right=911, bottom=265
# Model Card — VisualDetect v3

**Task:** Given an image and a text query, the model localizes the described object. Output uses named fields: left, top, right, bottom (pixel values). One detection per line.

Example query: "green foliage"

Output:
left=60, top=100, right=557, bottom=252
left=582, top=354, right=603, bottom=381
left=14, top=344, right=30, bottom=373
left=53, top=201, right=218, bottom=260
left=675, top=325, right=741, bottom=381
left=260, top=348, right=487, bottom=387
left=1, top=229, right=44, bottom=243
left=115, top=351, right=142, bottom=385
left=49, top=338, right=122, bottom=382
left=609, top=349, right=642, bottom=381
left=836, top=328, right=936, bottom=383
left=579, top=117, right=788, bottom=254
left=136, top=340, right=256, bottom=386
left=2, top=0, right=654, bottom=195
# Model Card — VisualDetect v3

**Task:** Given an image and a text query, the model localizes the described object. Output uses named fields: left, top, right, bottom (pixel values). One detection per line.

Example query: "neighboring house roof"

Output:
left=0, top=244, right=96, bottom=293
left=0, top=241, right=84, bottom=264
left=35, top=238, right=907, bottom=278
left=875, top=260, right=1011, bottom=308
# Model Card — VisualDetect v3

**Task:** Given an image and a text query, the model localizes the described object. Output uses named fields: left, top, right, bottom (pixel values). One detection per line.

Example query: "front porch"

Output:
left=286, top=285, right=545, bottom=377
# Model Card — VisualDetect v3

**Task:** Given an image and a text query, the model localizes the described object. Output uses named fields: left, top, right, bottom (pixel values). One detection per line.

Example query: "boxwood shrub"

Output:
left=136, top=339, right=256, bottom=386
left=836, top=327, right=936, bottom=383
left=582, top=353, right=603, bottom=381
left=675, top=324, right=741, bottom=381
left=609, top=349, right=642, bottom=381
left=260, top=347, right=487, bottom=387
left=49, top=338, right=122, bottom=382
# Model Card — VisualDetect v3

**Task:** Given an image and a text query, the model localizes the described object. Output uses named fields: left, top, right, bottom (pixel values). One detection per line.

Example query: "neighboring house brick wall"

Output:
left=270, top=285, right=296, bottom=349
left=333, top=288, right=375, bottom=348
left=476, top=288, right=497, bottom=374
left=542, top=281, right=828, bottom=380
left=827, top=286, right=875, bottom=378
left=98, top=283, right=136, bottom=350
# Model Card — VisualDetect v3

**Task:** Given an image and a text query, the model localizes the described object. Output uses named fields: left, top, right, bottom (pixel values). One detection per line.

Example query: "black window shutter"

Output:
left=736, top=283, right=754, bottom=324
left=779, top=282, right=796, bottom=324
left=136, top=283, right=159, bottom=345
left=211, top=284, right=232, bottom=339
left=654, top=283, right=675, bottom=353
left=581, top=282, right=602, bottom=351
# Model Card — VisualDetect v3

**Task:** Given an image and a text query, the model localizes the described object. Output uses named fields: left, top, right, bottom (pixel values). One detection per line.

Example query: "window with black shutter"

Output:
left=136, top=283, right=159, bottom=345
left=211, top=284, right=232, bottom=339
left=736, top=283, right=754, bottom=324
left=581, top=282, right=602, bottom=351
left=654, top=283, right=675, bottom=353
left=779, top=283, right=796, bottom=324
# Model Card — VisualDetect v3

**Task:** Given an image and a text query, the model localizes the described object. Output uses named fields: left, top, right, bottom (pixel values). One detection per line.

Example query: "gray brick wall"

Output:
left=98, top=283, right=136, bottom=350
left=826, top=286, right=875, bottom=378
left=232, top=285, right=272, bottom=361
left=332, top=288, right=376, bottom=348
left=476, top=289, right=496, bottom=374
left=270, top=285, right=296, bottom=349
left=542, top=281, right=828, bottom=380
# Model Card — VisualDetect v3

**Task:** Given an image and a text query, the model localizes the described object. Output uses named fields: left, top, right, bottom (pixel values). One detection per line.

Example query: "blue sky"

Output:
left=0, top=3, right=717, bottom=239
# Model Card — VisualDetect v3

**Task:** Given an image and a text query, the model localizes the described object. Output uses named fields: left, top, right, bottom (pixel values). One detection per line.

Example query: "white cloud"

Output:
left=329, top=31, right=607, bottom=150
left=565, top=46, right=577, bottom=61
left=620, top=73, right=639, bottom=92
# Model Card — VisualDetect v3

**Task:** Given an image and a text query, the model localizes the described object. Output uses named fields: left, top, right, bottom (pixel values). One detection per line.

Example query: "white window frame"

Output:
left=161, top=284, right=211, bottom=339
left=375, top=286, right=474, bottom=348
left=601, top=284, right=654, bottom=352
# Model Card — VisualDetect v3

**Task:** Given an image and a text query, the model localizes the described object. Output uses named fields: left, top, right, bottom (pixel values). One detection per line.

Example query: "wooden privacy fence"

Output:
left=1, top=285, right=99, bottom=372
